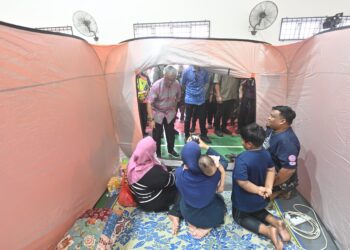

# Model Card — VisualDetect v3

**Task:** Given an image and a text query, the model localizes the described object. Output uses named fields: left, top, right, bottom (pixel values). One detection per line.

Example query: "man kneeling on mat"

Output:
left=232, top=123, right=290, bottom=250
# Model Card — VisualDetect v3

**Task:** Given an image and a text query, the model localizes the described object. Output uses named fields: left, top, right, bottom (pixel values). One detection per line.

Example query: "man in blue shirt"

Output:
left=263, top=106, right=300, bottom=199
left=181, top=65, right=211, bottom=143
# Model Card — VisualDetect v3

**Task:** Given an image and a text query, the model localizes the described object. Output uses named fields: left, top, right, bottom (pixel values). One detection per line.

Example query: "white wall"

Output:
left=1, top=0, right=349, bottom=45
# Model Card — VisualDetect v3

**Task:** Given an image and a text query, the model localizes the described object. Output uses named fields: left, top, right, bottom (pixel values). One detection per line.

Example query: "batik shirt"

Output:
left=147, top=78, right=181, bottom=124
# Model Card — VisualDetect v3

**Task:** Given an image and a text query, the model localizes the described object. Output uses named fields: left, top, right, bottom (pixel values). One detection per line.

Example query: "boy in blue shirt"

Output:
left=232, top=123, right=290, bottom=250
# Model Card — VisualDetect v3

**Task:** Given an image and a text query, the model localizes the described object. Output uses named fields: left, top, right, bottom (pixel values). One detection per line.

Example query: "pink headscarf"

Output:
left=127, top=136, right=167, bottom=184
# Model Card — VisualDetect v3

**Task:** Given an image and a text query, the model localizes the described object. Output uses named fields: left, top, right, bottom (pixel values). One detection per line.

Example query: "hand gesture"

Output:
left=263, top=188, right=272, bottom=199
left=257, top=186, right=267, bottom=197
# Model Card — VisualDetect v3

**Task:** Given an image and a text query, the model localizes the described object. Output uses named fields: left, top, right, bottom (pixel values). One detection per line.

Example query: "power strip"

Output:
left=285, top=213, right=312, bottom=226
left=283, top=204, right=328, bottom=250
left=290, top=216, right=311, bottom=226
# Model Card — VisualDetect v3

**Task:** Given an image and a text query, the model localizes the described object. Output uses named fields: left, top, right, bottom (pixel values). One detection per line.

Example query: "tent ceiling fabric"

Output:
left=103, top=38, right=287, bottom=155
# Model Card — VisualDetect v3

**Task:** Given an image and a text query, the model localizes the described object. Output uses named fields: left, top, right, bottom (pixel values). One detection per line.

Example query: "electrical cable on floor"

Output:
left=282, top=204, right=328, bottom=250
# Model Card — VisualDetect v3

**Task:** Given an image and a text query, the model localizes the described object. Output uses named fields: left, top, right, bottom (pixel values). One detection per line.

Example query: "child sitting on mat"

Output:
left=198, top=155, right=225, bottom=193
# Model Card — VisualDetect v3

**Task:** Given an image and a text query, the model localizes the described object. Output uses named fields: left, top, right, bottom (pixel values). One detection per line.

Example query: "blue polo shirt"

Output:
left=231, top=149, right=274, bottom=212
left=263, top=127, right=300, bottom=171
left=181, top=66, right=209, bottom=105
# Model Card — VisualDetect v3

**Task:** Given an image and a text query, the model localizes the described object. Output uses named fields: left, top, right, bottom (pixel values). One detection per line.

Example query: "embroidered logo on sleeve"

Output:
left=288, top=155, right=297, bottom=166
left=288, top=155, right=296, bottom=161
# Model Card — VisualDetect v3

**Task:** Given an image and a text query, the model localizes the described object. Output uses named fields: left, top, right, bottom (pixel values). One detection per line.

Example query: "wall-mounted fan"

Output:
left=72, top=10, right=99, bottom=41
left=249, top=1, right=278, bottom=35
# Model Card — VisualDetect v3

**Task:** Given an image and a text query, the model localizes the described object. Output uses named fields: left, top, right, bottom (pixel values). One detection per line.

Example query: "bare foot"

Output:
left=188, top=223, right=198, bottom=237
left=190, top=226, right=212, bottom=239
left=269, top=227, right=283, bottom=250
left=168, top=215, right=180, bottom=235
left=277, top=220, right=291, bottom=242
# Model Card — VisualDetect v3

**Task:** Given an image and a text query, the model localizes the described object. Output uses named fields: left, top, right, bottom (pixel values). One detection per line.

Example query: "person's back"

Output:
left=238, top=78, right=256, bottom=131
left=127, top=137, right=177, bottom=212
left=172, top=140, right=227, bottom=238
left=219, top=75, right=240, bottom=101
left=232, top=149, right=273, bottom=212
left=231, top=123, right=290, bottom=250
left=130, top=164, right=176, bottom=212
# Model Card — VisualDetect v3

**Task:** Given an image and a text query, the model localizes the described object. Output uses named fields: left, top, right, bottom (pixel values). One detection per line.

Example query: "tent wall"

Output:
left=276, top=41, right=304, bottom=69
left=92, top=44, right=119, bottom=71
left=284, top=29, right=350, bottom=249
left=0, top=25, right=118, bottom=249
left=4, top=21, right=349, bottom=249
left=102, top=38, right=288, bottom=155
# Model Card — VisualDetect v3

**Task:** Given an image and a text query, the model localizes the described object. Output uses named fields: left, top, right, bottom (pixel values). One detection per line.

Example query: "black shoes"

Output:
left=225, top=153, right=237, bottom=162
left=200, top=135, right=212, bottom=143
left=222, top=128, right=232, bottom=135
left=215, top=130, right=224, bottom=137
left=184, top=136, right=189, bottom=143
left=215, top=128, right=231, bottom=136
left=189, top=127, right=195, bottom=133
left=168, top=150, right=180, bottom=158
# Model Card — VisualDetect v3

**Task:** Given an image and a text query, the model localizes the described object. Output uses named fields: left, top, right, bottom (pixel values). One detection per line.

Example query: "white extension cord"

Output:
left=282, top=204, right=328, bottom=250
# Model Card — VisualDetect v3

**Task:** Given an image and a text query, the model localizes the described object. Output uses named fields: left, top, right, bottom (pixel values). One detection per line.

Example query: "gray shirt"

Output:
left=217, top=75, right=240, bottom=101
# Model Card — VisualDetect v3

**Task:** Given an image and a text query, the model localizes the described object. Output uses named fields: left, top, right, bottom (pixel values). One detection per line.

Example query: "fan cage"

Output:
left=249, top=1, right=278, bottom=31
left=73, top=11, right=99, bottom=38
left=279, top=15, right=350, bottom=41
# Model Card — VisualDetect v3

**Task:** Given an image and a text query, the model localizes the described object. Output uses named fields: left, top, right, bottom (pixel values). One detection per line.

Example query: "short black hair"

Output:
left=272, top=106, right=296, bottom=125
left=240, top=123, right=266, bottom=147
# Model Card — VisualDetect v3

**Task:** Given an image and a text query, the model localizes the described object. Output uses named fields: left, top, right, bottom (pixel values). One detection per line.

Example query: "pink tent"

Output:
left=1, top=21, right=349, bottom=249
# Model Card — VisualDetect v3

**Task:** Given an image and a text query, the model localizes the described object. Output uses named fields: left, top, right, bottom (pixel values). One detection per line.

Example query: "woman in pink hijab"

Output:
left=127, top=136, right=177, bottom=212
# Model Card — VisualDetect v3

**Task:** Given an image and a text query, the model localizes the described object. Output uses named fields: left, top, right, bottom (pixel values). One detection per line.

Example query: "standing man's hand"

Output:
left=146, top=102, right=155, bottom=129
left=149, top=120, right=155, bottom=129
left=198, top=138, right=209, bottom=150
left=216, top=95, right=223, bottom=104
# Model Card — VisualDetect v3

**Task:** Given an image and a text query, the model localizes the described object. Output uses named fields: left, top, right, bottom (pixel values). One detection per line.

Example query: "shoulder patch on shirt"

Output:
left=288, top=155, right=296, bottom=162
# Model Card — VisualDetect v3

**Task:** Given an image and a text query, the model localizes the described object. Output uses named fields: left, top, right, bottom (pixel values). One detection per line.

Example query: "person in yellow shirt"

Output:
left=136, top=71, right=151, bottom=137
